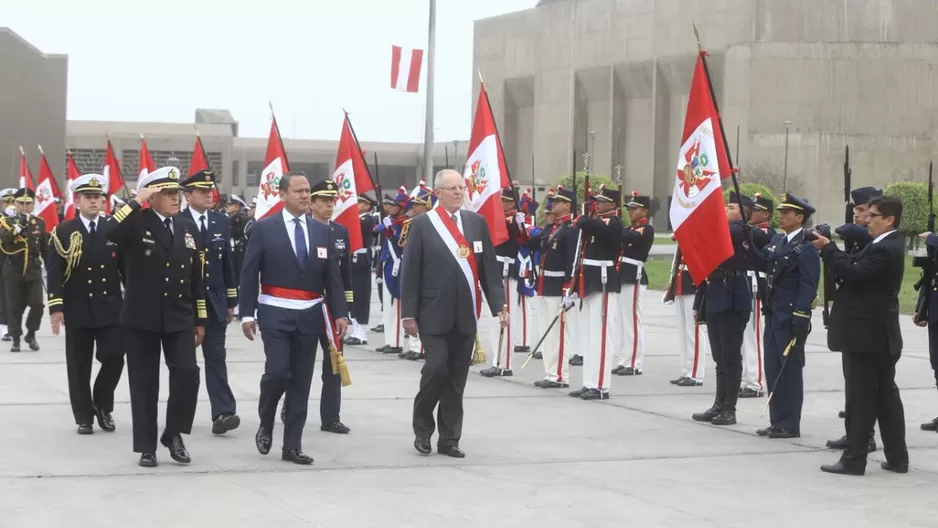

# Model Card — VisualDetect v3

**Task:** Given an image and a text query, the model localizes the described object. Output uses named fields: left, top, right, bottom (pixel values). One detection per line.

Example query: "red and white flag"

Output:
left=189, top=133, right=220, bottom=205
left=18, top=147, right=34, bottom=190
left=390, top=45, right=423, bottom=93
left=669, top=53, right=734, bottom=285
left=64, top=150, right=80, bottom=221
left=255, top=115, right=289, bottom=219
left=463, top=83, right=512, bottom=246
left=331, top=113, right=375, bottom=253
left=103, top=137, right=123, bottom=213
left=37, top=146, right=62, bottom=198
left=35, top=150, right=59, bottom=231
left=138, top=134, right=155, bottom=184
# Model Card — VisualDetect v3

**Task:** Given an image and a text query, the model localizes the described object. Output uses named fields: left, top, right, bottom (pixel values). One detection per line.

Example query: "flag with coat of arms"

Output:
left=331, top=112, right=375, bottom=253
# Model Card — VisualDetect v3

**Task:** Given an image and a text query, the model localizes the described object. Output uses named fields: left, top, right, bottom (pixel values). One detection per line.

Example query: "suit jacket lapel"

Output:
left=145, top=210, right=173, bottom=250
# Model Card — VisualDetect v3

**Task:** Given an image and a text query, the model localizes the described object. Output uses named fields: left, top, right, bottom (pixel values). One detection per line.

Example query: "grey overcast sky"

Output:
left=3, top=0, right=535, bottom=143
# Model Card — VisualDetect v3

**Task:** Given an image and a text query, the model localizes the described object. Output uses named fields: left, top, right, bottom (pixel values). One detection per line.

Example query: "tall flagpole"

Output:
left=422, top=0, right=436, bottom=185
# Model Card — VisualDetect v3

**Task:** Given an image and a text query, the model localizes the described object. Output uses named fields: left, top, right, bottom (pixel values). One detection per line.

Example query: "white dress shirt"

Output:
left=282, top=207, right=309, bottom=258
left=153, top=210, right=173, bottom=235
left=873, top=229, right=896, bottom=244
left=188, top=206, right=209, bottom=232
left=786, top=227, right=803, bottom=243
left=78, top=213, right=102, bottom=233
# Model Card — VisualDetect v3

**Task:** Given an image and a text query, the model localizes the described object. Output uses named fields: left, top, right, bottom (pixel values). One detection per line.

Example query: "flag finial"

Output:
left=477, top=69, right=484, bottom=85
left=37, top=144, right=44, bottom=155
left=19, top=145, right=24, bottom=156
left=692, top=23, right=702, bottom=54
left=139, top=133, right=145, bottom=140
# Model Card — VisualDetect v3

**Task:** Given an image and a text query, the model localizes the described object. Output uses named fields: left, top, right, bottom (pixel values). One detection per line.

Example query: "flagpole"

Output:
left=422, top=0, right=436, bottom=185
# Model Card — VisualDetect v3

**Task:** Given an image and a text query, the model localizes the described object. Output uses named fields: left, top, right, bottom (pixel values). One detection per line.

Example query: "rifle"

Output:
left=822, top=146, right=852, bottom=328
left=914, top=161, right=935, bottom=322
left=662, top=247, right=682, bottom=304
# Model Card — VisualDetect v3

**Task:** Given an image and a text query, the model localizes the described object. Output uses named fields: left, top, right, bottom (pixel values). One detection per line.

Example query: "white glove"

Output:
left=562, top=291, right=578, bottom=309
left=382, top=216, right=392, bottom=228
left=515, top=212, right=526, bottom=227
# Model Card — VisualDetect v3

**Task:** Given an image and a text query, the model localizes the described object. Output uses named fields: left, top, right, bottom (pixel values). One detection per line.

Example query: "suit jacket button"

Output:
left=178, top=294, right=182, bottom=298
left=206, top=273, right=210, bottom=277
left=164, top=293, right=168, bottom=297
left=88, top=293, right=93, bottom=297
left=103, top=290, right=107, bottom=295
left=166, top=263, right=170, bottom=268
left=165, top=277, right=169, bottom=282
left=100, top=265, right=104, bottom=269
left=101, top=278, right=106, bottom=282
left=87, top=266, right=92, bottom=271
left=179, top=279, right=184, bottom=284
left=87, top=280, right=92, bottom=284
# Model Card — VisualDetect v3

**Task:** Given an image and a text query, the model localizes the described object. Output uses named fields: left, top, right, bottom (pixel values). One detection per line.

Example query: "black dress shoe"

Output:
left=838, top=410, right=846, bottom=419
left=677, top=378, right=703, bottom=387
left=1, top=333, right=10, bottom=342
left=375, top=345, right=390, bottom=352
left=538, top=380, right=569, bottom=389
left=383, top=347, right=403, bottom=354
left=321, top=421, right=350, bottom=434
left=24, top=334, right=39, bottom=351
left=77, top=423, right=93, bottom=435
left=479, top=366, right=500, bottom=377
left=514, top=346, right=530, bottom=353
left=160, top=433, right=191, bottom=464
left=768, top=429, right=800, bottom=439
left=580, top=389, right=609, bottom=401
left=438, top=445, right=466, bottom=458
left=881, top=461, right=909, bottom=474
left=738, top=387, right=764, bottom=398
left=212, top=413, right=241, bottom=435
left=414, top=437, right=431, bottom=455
left=94, top=407, right=115, bottom=432
left=826, top=435, right=849, bottom=449
left=920, top=417, right=938, bottom=431
left=344, top=337, right=366, bottom=346
left=711, top=411, right=737, bottom=426
left=617, top=367, right=641, bottom=376
left=500, top=369, right=513, bottom=376
left=256, top=427, right=272, bottom=455
left=402, top=351, right=421, bottom=360
left=756, top=426, right=775, bottom=437
left=692, top=405, right=722, bottom=422
left=10, top=338, right=19, bottom=352
left=568, top=355, right=583, bottom=366
left=371, top=324, right=384, bottom=333
left=670, top=376, right=687, bottom=385
left=568, top=387, right=589, bottom=398
left=282, top=448, right=314, bottom=465
left=138, top=452, right=158, bottom=467
left=820, top=460, right=864, bottom=476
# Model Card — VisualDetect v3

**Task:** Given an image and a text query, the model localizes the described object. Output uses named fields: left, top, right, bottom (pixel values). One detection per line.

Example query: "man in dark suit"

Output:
left=813, top=196, right=908, bottom=475
left=108, top=166, right=207, bottom=467
left=181, top=170, right=240, bottom=436
left=0, top=187, right=49, bottom=352
left=46, top=174, right=125, bottom=435
left=401, top=169, right=507, bottom=458
left=239, top=171, right=348, bottom=465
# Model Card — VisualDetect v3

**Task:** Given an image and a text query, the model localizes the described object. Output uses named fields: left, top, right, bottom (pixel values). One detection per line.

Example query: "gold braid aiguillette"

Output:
left=51, top=228, right=83, bottom=283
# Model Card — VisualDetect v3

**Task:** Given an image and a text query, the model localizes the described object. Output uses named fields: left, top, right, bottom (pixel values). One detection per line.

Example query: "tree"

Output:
left=723, top=182, right=779, bottom=227
left=884, top=182, right=935, bottom=250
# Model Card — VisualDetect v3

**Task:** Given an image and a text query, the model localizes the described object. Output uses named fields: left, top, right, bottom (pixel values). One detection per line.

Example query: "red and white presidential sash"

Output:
left=429, top=208, right=482, bottom=319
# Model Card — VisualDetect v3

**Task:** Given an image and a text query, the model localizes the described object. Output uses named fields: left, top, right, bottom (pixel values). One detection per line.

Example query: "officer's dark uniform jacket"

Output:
left=575, top=211, right=623, bottom=296
left=354, top=212, right=377, bottom=271
left=181, top=207, right=237, bottom=323
left=530, top=214, right=578, bottom=297
left=326, top=219, right=353, bottom=308
left=751, top=228, right=820, bottom=329
left=46, top=216, right=124, bottom=327
left=0, top=214, right=48, bottom=281
left=693, top=222, right=753, bottom=315
left=496, top=212, right=524, bottom=280
left=749, top=222, right=777, bottom=301
left=108, top=201, right=208, bottom=332
left=618, top=218, right=654, bottom=286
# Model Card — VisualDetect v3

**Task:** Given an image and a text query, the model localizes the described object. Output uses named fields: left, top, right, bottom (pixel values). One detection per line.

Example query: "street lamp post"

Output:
left=782, top=121, right=792, bottom=191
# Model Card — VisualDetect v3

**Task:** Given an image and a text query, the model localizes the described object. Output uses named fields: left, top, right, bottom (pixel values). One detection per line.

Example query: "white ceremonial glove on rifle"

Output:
left=562, top=290, right=578, bottom=309
left=515, top=212, right=526, bottom=228
left=382, top=216, right=392, bottom=228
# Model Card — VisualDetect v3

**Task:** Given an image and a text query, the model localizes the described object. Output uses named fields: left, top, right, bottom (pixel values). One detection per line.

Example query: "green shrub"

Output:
left=723, top=182, right=778, bottom=227
left=884, top=182, right=935, bottom=236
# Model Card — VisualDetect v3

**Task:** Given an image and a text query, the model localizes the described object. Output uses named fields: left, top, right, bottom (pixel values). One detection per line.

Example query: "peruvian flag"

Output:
left=255, top=114, right=289, bottom=219
left=103, top=137, right=123, bottom=213
left=34, top=155, right=59, bottom=232
left=64, top=150, right=80, bottom=221
left=189, top=133, right=220, bottom=205
left=331, top=113, right=375, bottom=253
left=138, top=134, right=155, bottom=182
left=390, top=45, right=423, bottom=93
left=37, top=146, right=62, bottom=198
left=18, top=147, right=34, bottom=190
left=463, top=82, right=512, bottom=246
left=669, top=53, right=734, bottom=285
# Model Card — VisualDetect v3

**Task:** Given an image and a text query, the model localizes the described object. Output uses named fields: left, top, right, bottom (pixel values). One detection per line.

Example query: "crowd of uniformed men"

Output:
left=2, top=160, right=931, bottom=474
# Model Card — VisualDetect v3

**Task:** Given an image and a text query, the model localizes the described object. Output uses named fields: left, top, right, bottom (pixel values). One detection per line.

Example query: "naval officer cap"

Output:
left=13, top=187, right=35, bottom=204
left=227, top=194, right=247, bottom=207
left=70, top=173, right=109, bottom=195
left=0, top=188, right=16, bottom=201
left=137, top=166, right=184, bottom=192
left=850, top=186, right=883, bottom=206
left=776, top=192, right=816, bottom=217
left=728, top=191, right=754, bottom=210
left=181, top=169, right=216, bottom=190
left=310, top=179, right=339, bottom=198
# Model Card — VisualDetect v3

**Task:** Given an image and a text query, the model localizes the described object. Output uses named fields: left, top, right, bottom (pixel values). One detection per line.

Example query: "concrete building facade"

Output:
left=0, top=28, right=67, bottom=188
left=473, top=0, right=938, bottom=224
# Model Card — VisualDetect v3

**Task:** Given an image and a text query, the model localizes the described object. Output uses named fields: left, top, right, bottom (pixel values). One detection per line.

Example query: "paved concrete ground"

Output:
left=2, top=288, right=938, bottom=528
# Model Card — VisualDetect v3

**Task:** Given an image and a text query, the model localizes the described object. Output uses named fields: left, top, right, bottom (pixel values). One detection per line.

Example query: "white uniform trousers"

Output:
left=675, top=294, right=707, bottom=381
left=382, top=282, right=404, bottom=349
left=741, top=296, right=765, bottom=391
left=616, top=283, right=646, bottom=371
left=540, top=296, right=572, bottom=383
left=582, top=292, right=617, bottom=392
left=487, top=278, right=526, bottom=370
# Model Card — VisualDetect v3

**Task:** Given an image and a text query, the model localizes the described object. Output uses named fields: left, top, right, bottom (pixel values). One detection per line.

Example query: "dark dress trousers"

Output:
left=822, top=231, right=907, bottom=469
left=239, top=212, right=347, bottom=451
left=108, top=201, right=208, bottom=453
left=46, top=216, right=125, bottom=425
left=401, top=209, right=504, bottom=448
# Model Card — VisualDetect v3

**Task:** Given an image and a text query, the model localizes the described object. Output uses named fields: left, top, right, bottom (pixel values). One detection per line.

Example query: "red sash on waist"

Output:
left=261, top=285, right=322, bottom=300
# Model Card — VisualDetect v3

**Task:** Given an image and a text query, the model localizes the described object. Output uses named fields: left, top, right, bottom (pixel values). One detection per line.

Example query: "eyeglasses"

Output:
left=438, top=185, right=467, bottom=193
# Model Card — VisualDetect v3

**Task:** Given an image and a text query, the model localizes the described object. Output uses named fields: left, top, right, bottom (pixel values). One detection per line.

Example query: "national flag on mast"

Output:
left=189, top=133, right=220, bottom=204
left=255, top=109, right=289, bottom=219
left=64, top=150, right=80, bottom=221
left=669, top=52, right=734, bottom=285
left=18, top=146, right=34, bottom=190
left=331, top=113, right=375, bottom=253
left=390, top=45, right=424, bottom=93
left=463, top=81, right=512, bottom=246
left=103, top=137, right=123, bottom=213
left=36, top=145, right=62, bottom=198
left=34, top=147, right=59, bottom=232
left=138, top=134, right=155, bottom=182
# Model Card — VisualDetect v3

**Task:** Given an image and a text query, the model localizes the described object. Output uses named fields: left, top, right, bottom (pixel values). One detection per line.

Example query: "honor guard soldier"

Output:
left=0, top=188, right=49, bottom=352
left=515, top=190, right=539, bottom=354
left=615, top=192, right=655, bottom=376
left=375, top=187, right=409, bottom=355
left=398, top=181, right=435, bottom=360
left=568, top=185, right=623, bottom=400
left=691, top=201, right=753, bottom=426
left=740, top=193, right=776, bottom=398
left=750, top=193, right=821, bottom=438
left=181, top=170, right=241, bottom=436
left=526, top=188, right=554, bottom=361
left=481, top=187, right=527, bottom=377
left=0, top=188, right=16, bottom=340
left=226, top=194, right=249, bottom=302
left=346, top=194, right=378, bottom=345
left=46, top=174, right=125, bottom=434
left=109, top=166, right=208, bottom=467
left=528, top=186, right=578, bottom=388
left=667, top=253, right=709, bottom=386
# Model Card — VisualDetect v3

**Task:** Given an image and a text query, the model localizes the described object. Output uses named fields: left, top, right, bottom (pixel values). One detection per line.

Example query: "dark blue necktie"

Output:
left=294, top=218, right=308, bottom=266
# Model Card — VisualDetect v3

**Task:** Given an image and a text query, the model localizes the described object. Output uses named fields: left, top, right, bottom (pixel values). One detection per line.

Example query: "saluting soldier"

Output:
left=740, top=193, right=776, bottom=398
left=346, top=194, right=378, bottom=345
left=751, top=193, right=820, bottom=439
left=615, top=192, right=655, bottom=376
left=528, top=186, right=578, bottom=388
left=181, top=170, right=240, bottom=436
left=375, top=187, right=409, bottom=355
left=46, top=174, right=125, bottom=435
left=108, top=166, right=207, bottom=467
left=0, top=188, right=48, bottom=352
left=568, top=185, right=622, bottom=400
